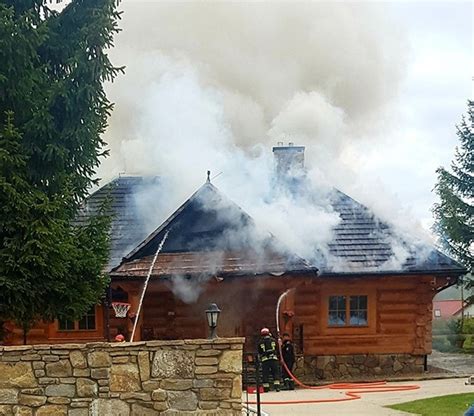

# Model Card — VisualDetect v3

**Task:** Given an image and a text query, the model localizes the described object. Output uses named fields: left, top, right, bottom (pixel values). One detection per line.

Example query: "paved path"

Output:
left=429, top=351, right=474, bottom=375
left=243, top=378, right=474, bottom=415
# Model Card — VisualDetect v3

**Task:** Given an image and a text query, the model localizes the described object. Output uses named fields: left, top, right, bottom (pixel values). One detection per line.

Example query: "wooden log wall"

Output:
left=4, top=321, right=50, bottom=345
left=109, top=277, right=297, bottom=350
left=5, top=305, right=105, bottom=345
left=3, top=272, right=450, bottom=355
left=293, top=275, right=443, bottom=356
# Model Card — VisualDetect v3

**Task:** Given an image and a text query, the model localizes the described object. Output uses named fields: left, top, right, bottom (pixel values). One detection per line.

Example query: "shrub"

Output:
left=432, top=319, right=450, bottom=335
left=447, top=318, right=463, bottom=334
left=463, top=335, right=474, bottom=353
left=462, top=318, right=474, bottom=334
left=433, top=335, right=455, bottom=352
left=447, top=333, right=466, bottom=349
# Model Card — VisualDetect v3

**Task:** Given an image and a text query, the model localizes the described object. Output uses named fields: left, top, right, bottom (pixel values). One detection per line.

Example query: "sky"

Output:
left=355, top=1, right=472, bottom=230
left=90, top=0, right=472, bottom=238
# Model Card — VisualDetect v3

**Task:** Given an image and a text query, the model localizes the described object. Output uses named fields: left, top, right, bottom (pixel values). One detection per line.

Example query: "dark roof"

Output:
left=76, top=176, right=466, bottom=277
left=112, top=180, right=313, bottom=277
left=125, top=181, right=256, bottom=259
left=321, top=190, right=465, bottom=275
left=75, top=176, right=161, bottom=270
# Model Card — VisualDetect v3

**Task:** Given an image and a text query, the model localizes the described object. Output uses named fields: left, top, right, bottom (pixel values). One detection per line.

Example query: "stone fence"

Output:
left=0, top=338, right=244, bottom=416
left=294, top=353, right=425, bottom=380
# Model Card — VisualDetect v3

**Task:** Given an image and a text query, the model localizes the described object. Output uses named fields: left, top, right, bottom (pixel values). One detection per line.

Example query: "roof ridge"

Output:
left=115, top=180, right=313, bottom=273
left=77, top=175, right=466, bottom=276
left=121, top=180, right=213, bottom=262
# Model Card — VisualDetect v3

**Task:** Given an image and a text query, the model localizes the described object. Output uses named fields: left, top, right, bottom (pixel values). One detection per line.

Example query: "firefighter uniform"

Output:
left=281, top=337, right=295, bottom=390
left=258, top=334, right=281, bottom=392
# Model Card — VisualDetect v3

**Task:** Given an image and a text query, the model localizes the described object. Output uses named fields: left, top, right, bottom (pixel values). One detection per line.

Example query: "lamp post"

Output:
left=205, top=303, right=221, bottom=339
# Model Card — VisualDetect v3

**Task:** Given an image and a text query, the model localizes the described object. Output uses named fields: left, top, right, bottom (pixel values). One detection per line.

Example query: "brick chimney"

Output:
left=272, top=142, right=305, bottom=178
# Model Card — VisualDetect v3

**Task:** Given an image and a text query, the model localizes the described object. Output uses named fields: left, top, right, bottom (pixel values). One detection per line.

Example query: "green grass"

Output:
left=388, top=393, right=474, bottom=416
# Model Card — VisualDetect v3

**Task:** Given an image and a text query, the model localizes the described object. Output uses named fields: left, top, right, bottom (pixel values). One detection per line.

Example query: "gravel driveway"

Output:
left=429, top=350, right=474, bottom=375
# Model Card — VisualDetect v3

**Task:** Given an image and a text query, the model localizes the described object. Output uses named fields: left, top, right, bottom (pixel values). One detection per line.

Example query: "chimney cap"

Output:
left=272, top=145, right=305, bottom=152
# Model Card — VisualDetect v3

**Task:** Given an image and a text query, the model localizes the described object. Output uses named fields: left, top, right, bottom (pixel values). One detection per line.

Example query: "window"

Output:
left=328, top=295, right=368, bottom=327
left=328, top=296, right=346, bottom=326
left=434, top=309, right=441, bottom=318
left=58, top=319, right=75, bottom=331
left=350, top=295, right=368, bottom=325
left=78, top=308, right=96, bottom=330
left=58, top=307, right=96, bottom=331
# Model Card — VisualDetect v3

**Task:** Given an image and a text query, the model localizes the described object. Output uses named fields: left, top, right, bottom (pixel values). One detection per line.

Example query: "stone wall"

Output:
left=0, top=338, right=244, bottom=416
left=294, top=353, right=425, bottom=380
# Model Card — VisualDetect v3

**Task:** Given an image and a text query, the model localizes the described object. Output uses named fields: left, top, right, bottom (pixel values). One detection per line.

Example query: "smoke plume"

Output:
left=102, top=1, right=406, bottom=176
left=96, top=1, right=431, bottom=274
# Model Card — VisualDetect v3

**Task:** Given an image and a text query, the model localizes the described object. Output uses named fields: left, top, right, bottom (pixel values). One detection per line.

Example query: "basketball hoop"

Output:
left=111, top=302, right=131, bottom=318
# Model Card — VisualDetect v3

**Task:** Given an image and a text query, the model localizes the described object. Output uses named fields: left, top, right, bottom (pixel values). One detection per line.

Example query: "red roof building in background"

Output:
left=433, top=300, right=464, bottom=319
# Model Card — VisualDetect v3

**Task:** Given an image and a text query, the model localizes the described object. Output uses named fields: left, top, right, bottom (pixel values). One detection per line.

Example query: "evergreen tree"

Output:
left=433, top=100, right=474, bottom=296
left=0, top=0, right=121, bottom=342
left=0, top=0, right=123, bottom=202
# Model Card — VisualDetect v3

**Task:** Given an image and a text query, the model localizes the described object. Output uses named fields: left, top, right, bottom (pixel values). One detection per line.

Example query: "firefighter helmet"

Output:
left=260, top=327, right=270, bottom=336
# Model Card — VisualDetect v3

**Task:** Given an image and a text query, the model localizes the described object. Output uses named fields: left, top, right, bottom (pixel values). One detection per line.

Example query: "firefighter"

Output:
left=257, top=328, right=281, bottom=392
left=281, top=333, right=295, bottom=390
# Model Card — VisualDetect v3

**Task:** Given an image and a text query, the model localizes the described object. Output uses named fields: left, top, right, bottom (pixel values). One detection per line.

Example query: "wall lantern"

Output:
left=205, top=303, right=221, bottom=339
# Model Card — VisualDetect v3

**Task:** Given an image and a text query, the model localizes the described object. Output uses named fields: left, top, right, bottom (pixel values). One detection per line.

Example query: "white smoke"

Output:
left=95, top=1, right=434, bottom=274
left=168, top=275, right=208, bottom=304
left=269, top=91, right=347, bottom=157
left=102, top=1, right=406, bottom=179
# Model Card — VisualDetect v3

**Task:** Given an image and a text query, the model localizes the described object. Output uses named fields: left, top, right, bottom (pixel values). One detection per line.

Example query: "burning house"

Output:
left=4, top=145, right=465, bottom=380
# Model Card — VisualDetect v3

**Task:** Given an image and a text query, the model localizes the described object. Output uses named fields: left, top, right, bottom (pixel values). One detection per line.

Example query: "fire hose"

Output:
left=130, top=229, right=170, bottom=342
left=246, top=289, right=421, bottom=405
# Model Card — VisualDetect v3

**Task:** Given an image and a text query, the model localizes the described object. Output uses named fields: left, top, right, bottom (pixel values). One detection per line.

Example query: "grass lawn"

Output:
left=388, top=393, right=474, bottom=416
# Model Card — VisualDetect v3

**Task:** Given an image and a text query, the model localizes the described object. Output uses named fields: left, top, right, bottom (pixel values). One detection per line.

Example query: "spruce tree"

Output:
left=433, top=100, right=474, bottom=296
left=0, top=0, right=121, bottom=342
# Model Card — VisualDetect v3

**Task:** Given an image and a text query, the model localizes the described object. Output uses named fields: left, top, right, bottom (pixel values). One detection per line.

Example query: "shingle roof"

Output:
left=111, top=180, right=313, bottom=278
left=322, top=190, right=465, bottom=275
left=74, top=176, right=160, bottom=270
left=76, top=175, right=466, bottom=277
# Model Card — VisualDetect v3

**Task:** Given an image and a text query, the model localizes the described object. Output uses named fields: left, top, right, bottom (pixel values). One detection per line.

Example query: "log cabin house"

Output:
left=3, top=145, right=466, bottom=380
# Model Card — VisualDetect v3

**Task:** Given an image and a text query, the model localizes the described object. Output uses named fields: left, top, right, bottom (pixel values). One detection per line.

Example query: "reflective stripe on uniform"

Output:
left=259, top=337, right=277, bottom=362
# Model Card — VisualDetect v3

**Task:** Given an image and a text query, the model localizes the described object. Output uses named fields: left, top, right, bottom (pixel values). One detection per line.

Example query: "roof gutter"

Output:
left=109, top=267, right=318, bottom=282
left=319, top=268, right=466, bottom=278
